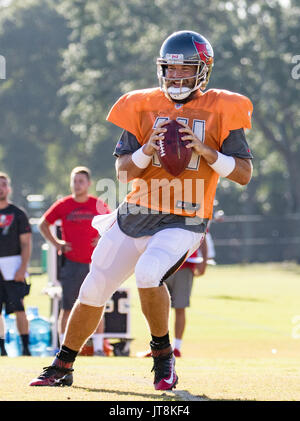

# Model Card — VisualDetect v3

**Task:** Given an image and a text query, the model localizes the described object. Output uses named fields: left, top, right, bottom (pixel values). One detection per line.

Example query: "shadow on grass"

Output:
left=172, top=390, right=255, bottom=401
left=172, top=390, right=211, bottom=401
left=72, top=387, right=253, bottom=401
left=208, top=295, right=266, bottom=302
left=72, top=385, right=210, bottom=401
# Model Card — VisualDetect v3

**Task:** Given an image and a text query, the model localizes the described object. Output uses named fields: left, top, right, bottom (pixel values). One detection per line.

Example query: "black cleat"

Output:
left=151, top=352, right=178, bottom=390
left=29, top=365, right=73, bottom=386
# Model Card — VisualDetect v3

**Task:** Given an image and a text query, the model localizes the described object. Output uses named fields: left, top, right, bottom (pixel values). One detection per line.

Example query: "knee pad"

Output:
left=78, top=268, right=109, bottom=307
left=135, top=251, right=169, bottom=288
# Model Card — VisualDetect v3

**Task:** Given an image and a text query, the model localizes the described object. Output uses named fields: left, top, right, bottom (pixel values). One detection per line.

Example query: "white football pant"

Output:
left=78, top=220, right=204, bottom=307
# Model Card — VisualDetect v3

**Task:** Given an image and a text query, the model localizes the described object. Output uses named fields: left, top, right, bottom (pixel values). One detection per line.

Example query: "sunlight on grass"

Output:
left=2, top=263, right=300, bottom=401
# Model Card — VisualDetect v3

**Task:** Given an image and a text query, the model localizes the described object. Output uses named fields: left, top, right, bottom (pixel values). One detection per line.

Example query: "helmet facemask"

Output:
left=157, top=58, right=208, bottom=101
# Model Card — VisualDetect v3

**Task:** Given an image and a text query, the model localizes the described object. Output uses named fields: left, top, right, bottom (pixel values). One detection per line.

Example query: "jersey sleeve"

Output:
left=43, top=200, right=64, bottom=225
left=219, top=92, right=253, bottom=145
left=113, top=130, right=141, bottom=157
left=106, top=92, right=142, bottom=143
left=17, top=209, right=31, bottom=234
left=220, top=129, right=253, bottom=159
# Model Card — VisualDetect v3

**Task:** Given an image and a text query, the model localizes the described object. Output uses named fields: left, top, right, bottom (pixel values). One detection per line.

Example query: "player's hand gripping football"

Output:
left=178, top=121, right=219, bottom=165
left=178, top=121, right=206, bottom=156
left=143, top=121, right=168, bottom=156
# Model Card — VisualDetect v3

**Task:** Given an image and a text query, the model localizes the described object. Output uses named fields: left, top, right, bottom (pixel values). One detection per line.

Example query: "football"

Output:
left=156, top=120, right=192, bottom=176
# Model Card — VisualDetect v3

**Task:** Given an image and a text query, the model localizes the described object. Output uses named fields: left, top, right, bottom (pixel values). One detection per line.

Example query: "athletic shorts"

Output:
left=0, top=272, right=27, bottom=314
left=58, top=257, right=90, bottom=310
left=164, top=267, right=194, bottom=308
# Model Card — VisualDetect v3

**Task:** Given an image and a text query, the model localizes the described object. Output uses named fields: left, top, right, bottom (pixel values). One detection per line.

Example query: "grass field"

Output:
left=1, top=262, right=300, bottom=402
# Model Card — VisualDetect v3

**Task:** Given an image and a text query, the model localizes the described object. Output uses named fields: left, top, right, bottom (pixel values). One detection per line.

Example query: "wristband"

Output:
left=209, top=152, right=236, bottom=177
left=131, top=146, right=152, bottom=169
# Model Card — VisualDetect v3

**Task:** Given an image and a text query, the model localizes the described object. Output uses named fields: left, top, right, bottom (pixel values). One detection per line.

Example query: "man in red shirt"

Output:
left=39, top=167, right=110, bottom=354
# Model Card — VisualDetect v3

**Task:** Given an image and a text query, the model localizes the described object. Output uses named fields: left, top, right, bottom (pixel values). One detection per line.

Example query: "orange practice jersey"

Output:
left=107, top=87, right=253, bottom=219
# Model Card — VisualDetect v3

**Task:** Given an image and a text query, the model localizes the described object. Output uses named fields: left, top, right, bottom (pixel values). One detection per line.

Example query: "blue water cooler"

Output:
left=4, top=307, right=51, bottom=357
left=27, top=307, right=51, bottom=356
left=4, top=313, right=22, bottom=357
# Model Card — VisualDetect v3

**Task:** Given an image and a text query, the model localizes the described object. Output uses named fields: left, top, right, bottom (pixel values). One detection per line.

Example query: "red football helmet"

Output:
left=157, top=30, right=214, bottom=101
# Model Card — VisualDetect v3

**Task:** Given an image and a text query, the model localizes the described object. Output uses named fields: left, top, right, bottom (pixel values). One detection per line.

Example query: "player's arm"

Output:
left=115, top=123, right=168, bottom=182
left=225, top=157, right=252, bottom=185
left=179, top=123, right=252, bottom=186
left=38, top=217, right=71, bottom=253
left=116, top=154, right=144, bottom=182
left=14, top=232, right=32, bottom=282
left=193, top=144, right=252, bottom=186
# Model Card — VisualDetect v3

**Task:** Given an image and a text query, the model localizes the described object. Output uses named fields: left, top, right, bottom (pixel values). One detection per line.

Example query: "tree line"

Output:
left=0, top=0, right=299, bottom=216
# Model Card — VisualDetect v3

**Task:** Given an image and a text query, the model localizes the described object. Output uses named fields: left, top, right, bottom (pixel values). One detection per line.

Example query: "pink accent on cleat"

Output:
left=152, top=353, right=178, bottom=391
left=29, top=365, right=73, bottom=387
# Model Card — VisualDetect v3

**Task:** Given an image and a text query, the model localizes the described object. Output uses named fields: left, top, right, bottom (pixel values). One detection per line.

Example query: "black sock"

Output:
left=56, top=345, right=78, bottom=363
left=0, top=337, right=6, bottom=350
left=150, top=333, right=171, bottom=351
left=1, top=337, right=7, bottom=356
left=21, top=334, right=29, bottom=349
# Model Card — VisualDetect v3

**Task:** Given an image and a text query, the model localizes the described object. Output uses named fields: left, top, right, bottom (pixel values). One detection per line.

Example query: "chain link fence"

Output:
left=210, top=214, right=300, bottom=264
left=29, top=214, right=300, bottom=268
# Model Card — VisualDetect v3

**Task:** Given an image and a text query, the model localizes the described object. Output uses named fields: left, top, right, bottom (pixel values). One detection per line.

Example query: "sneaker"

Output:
left=29, top=364, right=74, bottom=387
left=136, top=349, right=152, bottom=358
left=151, top=352, right=178, bottom=391
left=22, top=347, right=31, bottom=356
left=0, top=349, right=7, bottom=356
left=173, top=348, right=181, bottom=357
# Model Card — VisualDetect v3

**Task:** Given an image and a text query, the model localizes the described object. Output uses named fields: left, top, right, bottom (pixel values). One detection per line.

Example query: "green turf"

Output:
left=1, top=262, right=300, bottom=401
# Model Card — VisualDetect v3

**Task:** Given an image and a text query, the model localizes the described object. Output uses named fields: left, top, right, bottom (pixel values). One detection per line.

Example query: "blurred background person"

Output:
left=0, top=172, right=32, bottom=356
left=206, top=209, right=224, bottom=265
left=38, top=167, right=111, bottom=356
left=0, top=313, right=7, bottom=356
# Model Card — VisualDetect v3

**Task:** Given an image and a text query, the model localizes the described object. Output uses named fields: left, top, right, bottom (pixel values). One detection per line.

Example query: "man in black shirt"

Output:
left=0, top=172, right=32, bottom=356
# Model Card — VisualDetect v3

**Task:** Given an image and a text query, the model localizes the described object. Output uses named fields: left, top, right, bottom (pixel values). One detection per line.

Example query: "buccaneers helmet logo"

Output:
left=193, top=40, right=213, bottom=64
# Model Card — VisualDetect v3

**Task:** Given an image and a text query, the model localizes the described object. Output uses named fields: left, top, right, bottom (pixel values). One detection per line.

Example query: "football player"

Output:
left=30, top=30, right=253, bottom=390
